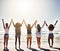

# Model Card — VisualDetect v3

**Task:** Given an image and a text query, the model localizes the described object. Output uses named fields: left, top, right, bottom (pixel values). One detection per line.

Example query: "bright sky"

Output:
left=0, top=0, right=60, bottom=33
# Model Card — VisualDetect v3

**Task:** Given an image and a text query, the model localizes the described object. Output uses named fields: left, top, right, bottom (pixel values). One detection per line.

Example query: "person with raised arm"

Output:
left=11, top=19, right=23, bottom=50
left=2, top=19, right=12, bottom=50
left=35, top=20, right=45, bottom=48
left=23, top=20, right=37, bottom=48
left=45, top=20, right=58, bottom=47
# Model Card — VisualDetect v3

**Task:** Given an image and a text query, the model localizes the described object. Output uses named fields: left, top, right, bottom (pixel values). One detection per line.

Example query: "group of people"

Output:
left=2, top=19, right=58, bottom=50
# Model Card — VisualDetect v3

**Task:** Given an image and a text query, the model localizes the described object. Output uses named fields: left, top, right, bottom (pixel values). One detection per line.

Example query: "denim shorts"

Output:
left=48, top=33, right=54, bottom=38
left=4, top=33, right=9, bottom=37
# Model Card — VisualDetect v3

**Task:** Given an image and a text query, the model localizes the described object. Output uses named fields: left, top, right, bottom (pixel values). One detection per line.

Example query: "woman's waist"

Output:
left=36, top=31, right=41, bottom=34
left=5, top=32, right=9, bottom=34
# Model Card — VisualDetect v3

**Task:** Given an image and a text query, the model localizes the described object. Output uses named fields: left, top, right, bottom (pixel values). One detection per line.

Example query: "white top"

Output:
left=5, top=28, right=9, bottom=34
left=49, top=31, right=53, bottom=34
left=35, top=26, right=41, bottom=37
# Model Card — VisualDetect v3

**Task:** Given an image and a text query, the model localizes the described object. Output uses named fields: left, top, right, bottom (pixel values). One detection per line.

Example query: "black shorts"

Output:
left=4, top=33, right=9, bottom=37
left=48, top=33, right=54, bottom=38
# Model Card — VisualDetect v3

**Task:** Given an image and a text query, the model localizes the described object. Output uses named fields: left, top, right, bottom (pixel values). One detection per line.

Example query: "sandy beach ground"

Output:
left=0, top=33, right=60, bottom=51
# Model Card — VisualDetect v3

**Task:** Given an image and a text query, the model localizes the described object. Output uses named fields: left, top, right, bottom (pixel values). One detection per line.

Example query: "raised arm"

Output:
left=31, top=20, right=37, bottom=28
left=54, top=20, right=58, bottom=27
left=11, top=19, right=15, bottom=27
left=8, top=19, right=12, bottom=29
left=2, top=19, right=5, bottom=29
left=21, top=20, right=24, bottom=26
left=23, top=20, right=27, bottom=28
left=41, top=21, right=45, bottom=28
left=35, top=20, right=37, bottom=28
left=45, top=21, right=48, bottom=27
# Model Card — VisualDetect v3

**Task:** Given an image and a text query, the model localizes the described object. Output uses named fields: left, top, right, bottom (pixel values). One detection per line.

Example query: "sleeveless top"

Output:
left=49, top=31, right=53, bottom=34
left=27, top=27, right=31, bottom=34
left=5, top=28, right=9, bottom=34
left=36, top=26, right=41, bottom=35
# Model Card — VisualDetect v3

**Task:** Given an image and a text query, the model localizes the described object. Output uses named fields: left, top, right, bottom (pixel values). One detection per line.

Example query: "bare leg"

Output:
left=51, top=37, right=54, bottom=47
left=27, top=37, right=29, bottom=48
left=37, top=37, right=39, bottom=48
left=18, top=36, right=20, bottom=49
left=15, top=36, right=17, bottom=49
left=37, top=37, right=40, bottom=48
left=48, top=37, right=50, bottom=47
left=38, top=37, right=40, bottom=48
left=4, top=37, right=6, bottom=49
left=6, top=37, right=8, bottom=48
left=30, top=37, right=32, bottom=48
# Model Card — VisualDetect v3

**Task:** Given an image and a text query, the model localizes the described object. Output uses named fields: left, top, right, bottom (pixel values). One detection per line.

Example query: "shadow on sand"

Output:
left=53, top=47, right=60, bottom=50
left=3, top=49, right=9, bottom=51
left=29, top=48, right=39, bottom=51
left=40, top=48, right=51, bottom=51
left=16, top=49, right=24, bottom=51
left=29, top=48, right=51, bottom=51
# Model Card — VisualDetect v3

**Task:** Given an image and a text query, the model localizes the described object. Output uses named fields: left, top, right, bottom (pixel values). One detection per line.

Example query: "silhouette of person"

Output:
left=12, top=19, right=24, bottom=49
left=35, top=20, right=45, bottom=48
left=23, top=20, right=37, bottom=48
left=45, top=20, right=58, bottom=47
left=2, top=19, right=12, bottom=49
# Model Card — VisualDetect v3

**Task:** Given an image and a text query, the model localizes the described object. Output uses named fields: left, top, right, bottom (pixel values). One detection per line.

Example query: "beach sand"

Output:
left=0, top=34, right=60, bottom=51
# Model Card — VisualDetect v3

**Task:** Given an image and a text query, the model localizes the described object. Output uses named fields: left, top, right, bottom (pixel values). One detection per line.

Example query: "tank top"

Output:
left=49, top=31, right=53, bottom=35
left=27, top=27, right=31, bottom=34
left=5, top=28, right=9, bottom=34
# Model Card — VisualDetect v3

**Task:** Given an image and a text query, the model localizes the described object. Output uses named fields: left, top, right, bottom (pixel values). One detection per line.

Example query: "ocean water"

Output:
left=0, top=31, right=60, bottom=41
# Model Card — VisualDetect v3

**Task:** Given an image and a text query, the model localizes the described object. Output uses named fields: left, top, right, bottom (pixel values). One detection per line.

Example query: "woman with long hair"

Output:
left=35, top=21, right=45, bottom=48
left=12, top=19, right=24, bottom=49
left=2, top=19, right=12, bottom=49
left=23, top=20, right=37, bottom=48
